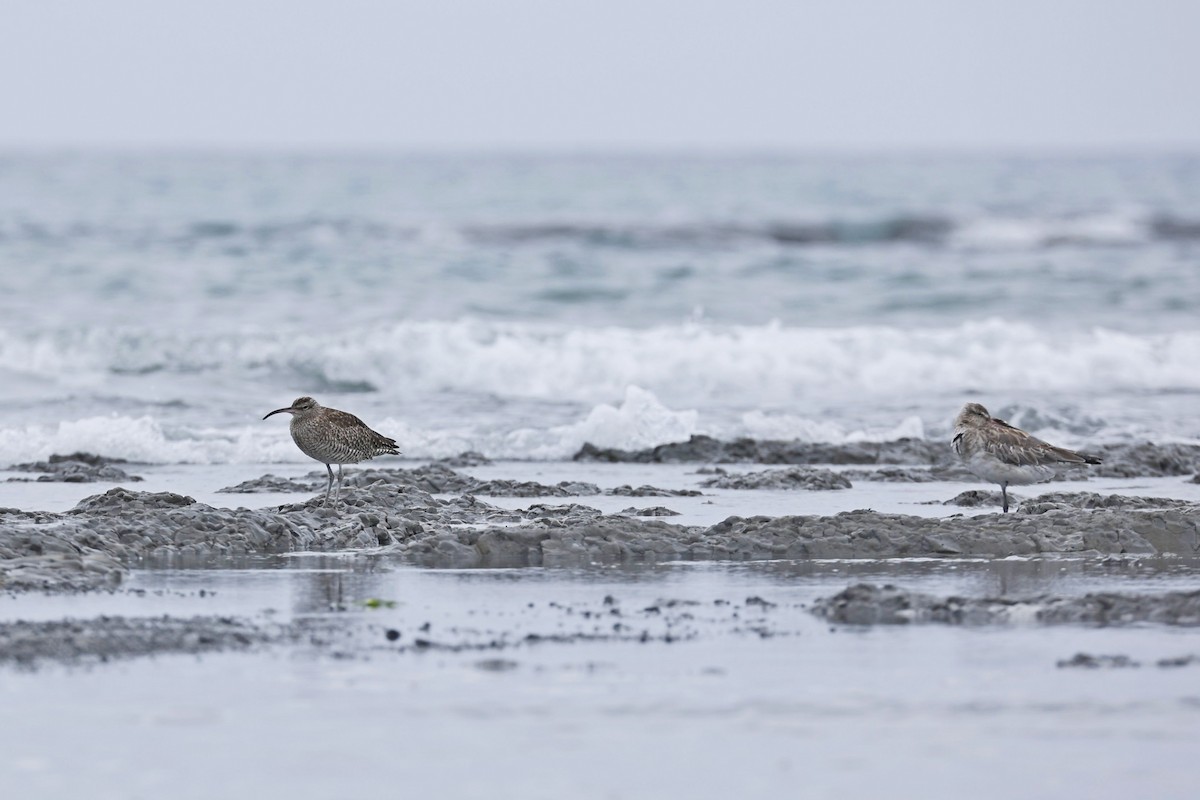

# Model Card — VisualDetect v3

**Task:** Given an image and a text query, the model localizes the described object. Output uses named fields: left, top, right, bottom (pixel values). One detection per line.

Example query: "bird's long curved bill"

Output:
left=262, top=407, right=292, bottom=420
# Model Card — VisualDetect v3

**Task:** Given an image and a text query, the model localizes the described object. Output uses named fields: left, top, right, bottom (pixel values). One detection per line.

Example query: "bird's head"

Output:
left=263, top=396, right=319, bottom=420
left=955, top=402, right=991, bottom=428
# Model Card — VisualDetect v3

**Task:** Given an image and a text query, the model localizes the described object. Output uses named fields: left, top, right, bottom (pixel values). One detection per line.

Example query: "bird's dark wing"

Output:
left=986, top=417, right=1100, bottom=466
left=325, top=409, right=368, bottom=429
left=326, top=409, right=400, bottom=455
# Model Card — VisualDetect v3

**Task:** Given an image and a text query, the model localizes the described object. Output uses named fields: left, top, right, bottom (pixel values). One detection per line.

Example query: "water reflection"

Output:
left=9, top=554, right=1191, bottom=625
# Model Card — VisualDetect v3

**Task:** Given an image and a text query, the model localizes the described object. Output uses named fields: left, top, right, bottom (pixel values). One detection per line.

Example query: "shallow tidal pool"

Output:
left=2, top=556, right=1199, bottom=800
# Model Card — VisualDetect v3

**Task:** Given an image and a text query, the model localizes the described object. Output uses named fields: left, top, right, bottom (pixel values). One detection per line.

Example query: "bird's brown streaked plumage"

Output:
left=952, top=402, right=1101, bottom=513
left=263, top=396, right=400, bottom=506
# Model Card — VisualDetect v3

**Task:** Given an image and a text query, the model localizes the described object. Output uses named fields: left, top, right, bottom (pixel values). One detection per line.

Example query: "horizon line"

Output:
left=1, top=141, right=1199, bottom=158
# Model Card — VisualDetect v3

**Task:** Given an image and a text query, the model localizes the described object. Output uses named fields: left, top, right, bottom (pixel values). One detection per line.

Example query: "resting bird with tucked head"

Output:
left=951, top=402, right=1101, bottom=513
left=263, top=396, right=400, bottom=507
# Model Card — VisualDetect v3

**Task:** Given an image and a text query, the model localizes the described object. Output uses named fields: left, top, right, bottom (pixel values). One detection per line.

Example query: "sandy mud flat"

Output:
left=2, top=441, right=1198, bottom=594
left=2, top=440, right=1199, bottom=799
left=2, top=439, right=1197, bottom=653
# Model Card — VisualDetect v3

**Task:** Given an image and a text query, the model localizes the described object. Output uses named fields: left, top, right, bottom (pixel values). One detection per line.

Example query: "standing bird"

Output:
left=263, top=396, right=400, bottom=507
left=952, top=402, right=1101, bottom=513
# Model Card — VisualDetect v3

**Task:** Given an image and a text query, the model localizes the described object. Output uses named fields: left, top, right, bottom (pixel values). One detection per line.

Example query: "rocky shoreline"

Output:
left=572, top=435, right=1200, bottom=480
left=5, top=453, right=145, bottom=484
left=3, top=445, right=1199, bottom=670
left=3, top=451, right=1198, bottom=593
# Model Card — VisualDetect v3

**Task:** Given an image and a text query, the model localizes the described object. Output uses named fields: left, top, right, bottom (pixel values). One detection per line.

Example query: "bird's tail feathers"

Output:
left=1051, top=445, right=1101, bottom=465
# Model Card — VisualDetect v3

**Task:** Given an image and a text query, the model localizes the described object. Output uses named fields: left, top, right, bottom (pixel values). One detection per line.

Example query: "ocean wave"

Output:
left=495, top=212, right=1174, bottom=250
left=1, top=320, right=1198, bottom=463
left=461, top=216, right=955, bottom=247
left=0, top=388, right=686, bottom=465
left=466, top=212, right=1200, bottom=248
left=0, top=415, right=224, bottom=465
left=0, top=389, right=939, bottom=465
left=3, top=320, right=1199, bottom=404
left=4, top=212, right=1199, bottom=252
left=0, top=383, right=1186, bottom=466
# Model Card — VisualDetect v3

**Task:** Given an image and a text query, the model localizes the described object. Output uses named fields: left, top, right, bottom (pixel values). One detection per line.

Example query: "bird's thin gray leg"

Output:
left=336, top=464, right=344, bottom=506
left=323, top=464, right=334, bottom=507
left=1001, top=483, right=1009, bottom=513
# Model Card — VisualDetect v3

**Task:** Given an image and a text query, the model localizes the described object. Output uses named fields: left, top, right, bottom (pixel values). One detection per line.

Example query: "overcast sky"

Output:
left=1, top=0, right=1197, bottom=151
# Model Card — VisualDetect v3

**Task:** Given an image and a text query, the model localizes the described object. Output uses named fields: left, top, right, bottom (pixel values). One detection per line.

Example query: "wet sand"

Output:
left=2, top=442, right=1199, bottom=798
left=3, top=560, right=1200, bottom=799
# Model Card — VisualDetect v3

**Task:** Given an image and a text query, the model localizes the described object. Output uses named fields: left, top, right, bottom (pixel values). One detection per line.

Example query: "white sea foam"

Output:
left=0, top=389, right=691, bottom=464
left=4, top=320, right=1199, bottom=402
left=0, top=416, right=204, bottom=465
left=951, top=212, right=1151, bottom=249
left=503, top=385, right=699, bottom=458
left=740, top=410, right=926, bottom=443
left=0, top=388, right=921, bottom=464
left=2, top=320, right=1198, bottom=463
left=0, top=415, right=320, bottom=466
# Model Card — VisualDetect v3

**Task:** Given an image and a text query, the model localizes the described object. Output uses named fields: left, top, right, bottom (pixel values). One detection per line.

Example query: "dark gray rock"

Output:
left=936, top=491, right=1193, bottom=512
left=941, top=489, right=1012, bottom=507
left=0, top=614, right=360, bottom=668
left=71, top=488, right=197, bottom=514
left=1018, top=492, right=1196, bottom=513
left=699, top=467, right=852, bottom=491
left=470, top=479, right=602, bottom=497
left=705, top=497, right=1199, bottom=559
left=574, top=435, right=946, bottom=465
left=7, top=452, right=143, bottom=483
left=1060, top=652, right=1200, bottom=671
left=1057, top=653, right=1141, bottom=668
left=1037, top=591, right=1200, bottom=625
left=1158, top=654, right=1200, bottom=668
left=343, top=465, right=477, bottom=494
left=3, top=469, right=1198, bottom=593
left=813, top=583, right=1200, bottom=626
left=0, top=552, right=126, bottom=593
left=621, top=506, right=682, bottom=517
left=387, top=515, right=700, bottom=569
left=575, top=436, right=1200, bottom=480
left=606, top=485, right=702, bottom=497
left=843, top=467, right=946, bottom=483
left=219, top=465, right=607, bottom=498
left=435, top=451, right=492, bottom=467
left=811, top=583, right=1009, bottom=625
left=1091, top=442, right=1200, bottom=478
left=217, top=474, right=320, bottom=493
left=516, top=503, right=606, bottom=524
left=22, top=452, right=133, bottom=468
left=0, top=478, right=521, bottom=591
left=0, top=615, right=280, bottom=666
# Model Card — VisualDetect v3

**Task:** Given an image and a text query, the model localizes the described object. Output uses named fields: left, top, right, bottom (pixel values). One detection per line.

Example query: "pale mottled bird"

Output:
left=263, top=396, right=400, bottom=506
left=952, top=402, right=1101, bottom=513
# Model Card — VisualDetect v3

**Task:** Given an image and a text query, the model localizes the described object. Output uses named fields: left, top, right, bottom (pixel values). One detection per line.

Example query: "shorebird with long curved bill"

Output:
left=952, top=402, right=1101, bottom=513
left=263, top=396, right=400, bottom=507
